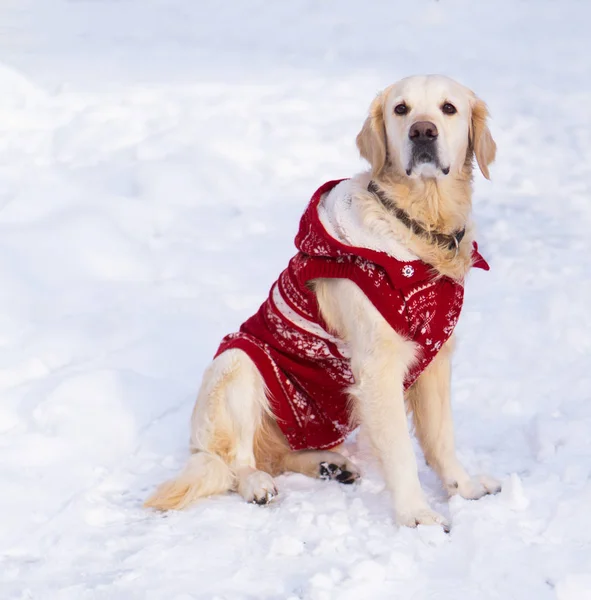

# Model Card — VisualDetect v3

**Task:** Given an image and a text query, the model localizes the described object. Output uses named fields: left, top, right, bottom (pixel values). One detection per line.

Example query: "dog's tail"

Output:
left=144, top=451, right=234, bottom=511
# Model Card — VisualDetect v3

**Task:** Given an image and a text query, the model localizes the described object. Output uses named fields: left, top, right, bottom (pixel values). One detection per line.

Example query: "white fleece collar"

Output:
left=318, top=172, right=418, bottom=262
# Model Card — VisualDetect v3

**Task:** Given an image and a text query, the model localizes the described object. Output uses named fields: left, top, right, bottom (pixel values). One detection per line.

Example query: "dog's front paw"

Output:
left=449, top=474, right=502, bottom=500
left=396, top=506, right=450, bottom=532
left=237, top=470, right=278, bottom=505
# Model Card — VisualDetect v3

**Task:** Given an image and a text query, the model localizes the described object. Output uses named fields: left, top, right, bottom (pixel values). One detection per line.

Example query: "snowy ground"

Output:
left=1, top=1, right=591, bottom=598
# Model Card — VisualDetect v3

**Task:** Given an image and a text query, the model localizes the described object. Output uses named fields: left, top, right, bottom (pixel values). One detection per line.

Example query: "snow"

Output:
left=1, top=0, right=590, bottom=598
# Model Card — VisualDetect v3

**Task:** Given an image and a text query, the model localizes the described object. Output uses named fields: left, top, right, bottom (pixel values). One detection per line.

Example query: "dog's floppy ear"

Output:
left=356, top=93, right=387, bottom=176
left=470, top=96, right=497, bottom=180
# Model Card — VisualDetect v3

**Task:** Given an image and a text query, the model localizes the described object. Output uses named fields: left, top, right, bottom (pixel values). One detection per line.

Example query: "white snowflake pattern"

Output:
left=355, top=257, right=377, bottom=275
left=419, top=310, right=436, bottom=335
left=443, top=314, right=459, bottom=335
left=333, top=420, right=350, bottom=434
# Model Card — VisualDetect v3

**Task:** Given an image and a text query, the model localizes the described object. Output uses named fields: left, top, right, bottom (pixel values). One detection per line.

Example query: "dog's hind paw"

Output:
left=319, top=460, right=360, bottom=484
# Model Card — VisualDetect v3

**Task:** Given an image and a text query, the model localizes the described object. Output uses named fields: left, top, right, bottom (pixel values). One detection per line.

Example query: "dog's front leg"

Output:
left=315, top=279, right=448, bottom=530
left=351, top=331, right=450, bottom=530
left=408, top=338, right=502, bottom=500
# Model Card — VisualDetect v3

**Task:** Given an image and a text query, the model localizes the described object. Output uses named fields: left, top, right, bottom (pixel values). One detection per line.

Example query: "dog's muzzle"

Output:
left=406, top=121, right=448, bottom=175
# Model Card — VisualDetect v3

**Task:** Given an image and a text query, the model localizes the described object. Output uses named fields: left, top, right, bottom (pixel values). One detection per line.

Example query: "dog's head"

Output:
left=356, top=75, right=496, bottom=181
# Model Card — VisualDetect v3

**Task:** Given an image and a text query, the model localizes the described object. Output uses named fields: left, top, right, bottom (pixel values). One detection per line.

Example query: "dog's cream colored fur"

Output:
left=145, top=75, right=501, bottom=528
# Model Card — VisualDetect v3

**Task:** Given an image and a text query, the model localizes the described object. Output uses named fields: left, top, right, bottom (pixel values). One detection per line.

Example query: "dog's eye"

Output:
left=394, top=103, right=409, bottom=116
left=441, top=102, right=457, bottom=115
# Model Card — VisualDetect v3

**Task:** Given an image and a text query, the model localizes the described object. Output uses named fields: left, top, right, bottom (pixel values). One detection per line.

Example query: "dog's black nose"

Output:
left=409, top=121, right=438, bottom=142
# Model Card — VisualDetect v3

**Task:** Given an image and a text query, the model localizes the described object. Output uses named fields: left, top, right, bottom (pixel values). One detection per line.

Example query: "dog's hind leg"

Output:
left=281, top=449, right=360, bottom=484
left=251, top=414, right=361, bottom=484
left=144, top=349, right=277, bottom=509
left=219, top=351, right=278, bottom=505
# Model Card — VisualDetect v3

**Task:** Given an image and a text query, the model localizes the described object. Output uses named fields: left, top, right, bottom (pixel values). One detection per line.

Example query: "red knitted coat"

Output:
left=216, top=180, right=489, bottom=451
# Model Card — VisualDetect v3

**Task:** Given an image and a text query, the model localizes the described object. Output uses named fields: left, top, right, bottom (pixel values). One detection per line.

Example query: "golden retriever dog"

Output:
left=145, top=75, right=501, bottom=530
